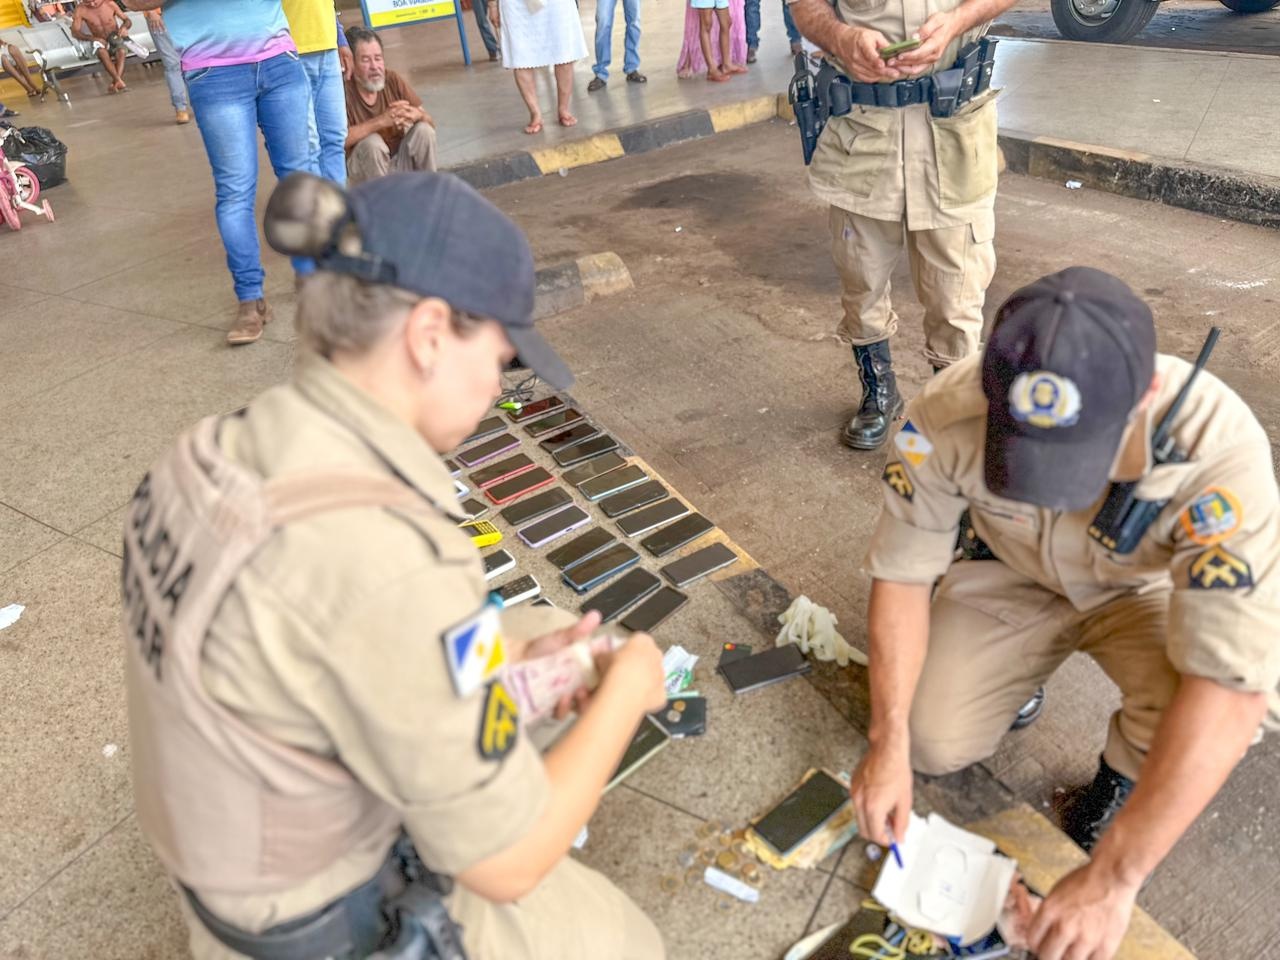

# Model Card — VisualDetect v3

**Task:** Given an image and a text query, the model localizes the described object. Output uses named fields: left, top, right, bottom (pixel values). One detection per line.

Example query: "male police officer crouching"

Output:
left=120, top=171, right=669, bottom=960
left=851, top=268, right=1279, bottom=960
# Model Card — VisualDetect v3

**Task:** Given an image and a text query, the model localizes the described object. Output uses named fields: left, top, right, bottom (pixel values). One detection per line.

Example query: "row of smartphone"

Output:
left=446, top=394, right=741, bottom=631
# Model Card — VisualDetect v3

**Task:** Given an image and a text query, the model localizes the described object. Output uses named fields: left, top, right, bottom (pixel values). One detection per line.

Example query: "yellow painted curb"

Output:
left=530, top=134, right=625, bottom=174
left=968, top=804, right=1196, bottom=960
left=576, top=252, right=633, bottom=301
left=709, top=96, right=780, bottom=133
left=776, top=93, right=795, bottom=122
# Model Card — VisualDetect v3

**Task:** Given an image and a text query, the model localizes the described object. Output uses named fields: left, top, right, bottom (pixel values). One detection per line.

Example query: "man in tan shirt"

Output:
left=789, top=0, right=1018, bottom=451
left=853, top=267, right=1279, bottom=960
left=344, top=26, right=438, bottom=184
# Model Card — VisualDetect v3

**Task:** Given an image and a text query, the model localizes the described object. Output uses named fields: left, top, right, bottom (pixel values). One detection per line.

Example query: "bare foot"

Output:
left=727, top=63, right=748, bottom=74
left=707, top=70, right=730, bottom=82
left=524, top=116, right=543, bottom=134
left=114, top=80, right=127, bottom=92
left=558, top=111, right=577, bottom=127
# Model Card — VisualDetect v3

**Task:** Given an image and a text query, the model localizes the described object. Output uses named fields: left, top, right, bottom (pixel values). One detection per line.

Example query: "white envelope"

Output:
left=871, top=812, right=1017, bottom=945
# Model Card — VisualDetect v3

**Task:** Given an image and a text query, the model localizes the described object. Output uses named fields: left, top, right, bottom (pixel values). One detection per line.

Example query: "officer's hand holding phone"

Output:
left=834, top=25, right=908, bottom=83
left=887, top=9, right=960, bottom=75
left=848, top=739, right=913, bottom=848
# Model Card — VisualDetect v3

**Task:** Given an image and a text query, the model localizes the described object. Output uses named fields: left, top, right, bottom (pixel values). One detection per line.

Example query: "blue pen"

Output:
left=885, top=824, right=905, bottom=870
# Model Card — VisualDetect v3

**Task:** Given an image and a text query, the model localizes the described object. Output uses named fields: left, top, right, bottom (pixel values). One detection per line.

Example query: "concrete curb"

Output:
left=533, top=252, right=633, bottom=319
left=448, top=94, right=785, bottom=191
left=999, top=130, right=1280, bottom=229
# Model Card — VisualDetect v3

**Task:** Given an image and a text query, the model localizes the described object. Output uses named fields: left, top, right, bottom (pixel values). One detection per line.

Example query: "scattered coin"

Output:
left=697, top=822, right=718, bottom=840
left=684, top=866, right=703, bottom=886
left=740, top=863, right=762, bottom=886
left=716, top=851, right=739, bottom=871
left=672, top=700, right=687, bottom=712
left=660, top=875, right=681, bottom=894
left=732, top=840, right=752, bottom=859
left=699, top=848, right=716, bottom=865
left=677, top=845, right=699, bottom=868
left=665, top=709, right=681, bottom=724
left=716, top=832, right=734, bottom=847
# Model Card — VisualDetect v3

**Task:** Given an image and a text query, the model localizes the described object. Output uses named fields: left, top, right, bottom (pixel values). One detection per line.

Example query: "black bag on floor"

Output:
left=0, top=125, right=68, bottom=188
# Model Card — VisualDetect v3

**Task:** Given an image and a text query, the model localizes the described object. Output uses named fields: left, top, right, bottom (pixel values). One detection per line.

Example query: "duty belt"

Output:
left=789, top=36, right=998, bottom=165
left=183, top=834, right=468, bottom=960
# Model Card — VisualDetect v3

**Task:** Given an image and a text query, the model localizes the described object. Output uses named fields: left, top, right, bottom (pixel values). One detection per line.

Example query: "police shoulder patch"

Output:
left=882, top=462, right=914, bottom=502
left=442, top=605, right=506, bottom=699
left=478, top=679, right=520, bottom=761
left=1179, top=487, right=1242, bottom=546
left=1188, top=545, right=1254, bottom=591
left=894, top=421, right=933, bottom=467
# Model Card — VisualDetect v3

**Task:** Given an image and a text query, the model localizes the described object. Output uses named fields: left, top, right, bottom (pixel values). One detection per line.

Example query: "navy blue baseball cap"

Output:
left=292, top=171, right=572, bottom=390
left=982, top=267, right=1156, bottom=511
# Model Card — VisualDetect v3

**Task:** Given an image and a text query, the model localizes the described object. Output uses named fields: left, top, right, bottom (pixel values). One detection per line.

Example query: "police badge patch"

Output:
left=478, top=680, right=519, bottom=760
left=882, top=462, right=914, bottom=502
left=1008, top=371, right=1082, bottom=429
left=1188, top=546, right=1253, bottom=591
left=1179, top=487, right=1242, bottom=546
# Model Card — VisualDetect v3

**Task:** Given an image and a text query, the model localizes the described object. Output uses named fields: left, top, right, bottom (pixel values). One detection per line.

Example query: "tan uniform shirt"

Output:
left=805, top=0, right=999, bottom=230
left=866, top=355, right=1280, bottom=720
left=190, top=354, right=574, bottom=934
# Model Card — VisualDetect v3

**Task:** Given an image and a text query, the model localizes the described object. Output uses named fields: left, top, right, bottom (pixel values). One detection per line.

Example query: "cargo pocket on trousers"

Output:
left=817, top=108, right=895, bottom=200
left=930, top=91, right=999, bottom=209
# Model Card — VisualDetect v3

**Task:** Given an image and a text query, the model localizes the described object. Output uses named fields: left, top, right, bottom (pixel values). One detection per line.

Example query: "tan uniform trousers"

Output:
left=346, top=122, right=439, bottom=185
left=829, top=206, right=996, bottom=368
left=910, top=562, right=1180, bottom=782
left=183, top=856, right=663, bottom=960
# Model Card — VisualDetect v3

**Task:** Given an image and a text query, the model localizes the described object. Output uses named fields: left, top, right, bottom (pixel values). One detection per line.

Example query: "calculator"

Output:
left=460, top=519, right=503, bottom=548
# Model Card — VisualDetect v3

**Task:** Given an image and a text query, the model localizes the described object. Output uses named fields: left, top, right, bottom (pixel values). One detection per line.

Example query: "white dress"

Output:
left=499, top=0, right=588, bottom=69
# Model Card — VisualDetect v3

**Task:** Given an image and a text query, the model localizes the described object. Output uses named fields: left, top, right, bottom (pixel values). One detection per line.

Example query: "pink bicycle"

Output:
left=0, top=126, right=54, bottom=230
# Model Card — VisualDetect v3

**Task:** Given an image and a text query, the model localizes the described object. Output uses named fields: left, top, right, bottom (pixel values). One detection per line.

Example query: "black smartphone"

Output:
left=493, top=574, right=540, bottom=606
left=563, top=451, right=626, bottom=487
left=546, top=526, right=617, bottom=570
left=469, top=453, right=535, bottom=489
left=460, top=416, right=506, bottom=446
left=605, top=716, right=670, bottom=793
left=456, top=433, right=519, bottom=467
left=459, top=497, right=490, bottom=521
left=554, top=434, right=620, bottom=468
left=599, top=480, right=667, bottom=519
left=578, top=464, right=646, bottom=502
left=518, top=505, right=591, bottom=548
left=485, top=467, right=555, bottom=506
left=539, top=422, right=601, bottom=453
left=580, top=568, right=661, bottom=622
left=620, top=587, right=688, bottom=633
left=499, top=487, right=572, bottom=526
left=617, top=499, right=690, bottom=538
left=444, top=458, right=461, bottom=478
left=562, top=542, right=640, bottom=593
left=482, top=549, right=515, bottom=581
left=525, top=408, right=583, bottom=437
left=659, top=542, right=737, bottom=586
left=509, top=395, right=565, bottom=422
left=652, top=695, right=706, bottom=739
left=640, top=513, right=714, bottom=557
left=751, top=770, right=849, bottom=857
left=718, top=644, right=811, bottom=695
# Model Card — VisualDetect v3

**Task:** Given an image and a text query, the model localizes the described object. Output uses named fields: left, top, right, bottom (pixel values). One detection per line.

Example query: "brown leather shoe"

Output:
left=227, top=298, right=271, bottom=345
left=175, top=109, right=191, bottom=124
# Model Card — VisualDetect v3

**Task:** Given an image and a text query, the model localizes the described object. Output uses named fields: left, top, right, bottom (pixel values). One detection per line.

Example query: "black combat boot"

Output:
left=842, top=340, right=903, bottom=450
left=1061, top=756, right=1136, bottom=851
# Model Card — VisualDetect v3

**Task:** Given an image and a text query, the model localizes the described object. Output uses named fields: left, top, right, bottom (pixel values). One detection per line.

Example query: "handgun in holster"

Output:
left=1088, top=328, right=1220, bottom=555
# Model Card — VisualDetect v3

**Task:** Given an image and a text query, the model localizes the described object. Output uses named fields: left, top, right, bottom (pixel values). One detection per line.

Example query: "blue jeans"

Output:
left=782, top=0, right=800, bottom=44
left=301, top=48, right=347, bottom=184
left=745, top=0, right=759, bottom=50
left=185, top=52, right=313, bottom=302
left=151, top=25, right=188, bottom=111
left=592, top=0, right=640, bottom=82
left=472, top=1, right=500, bottom=55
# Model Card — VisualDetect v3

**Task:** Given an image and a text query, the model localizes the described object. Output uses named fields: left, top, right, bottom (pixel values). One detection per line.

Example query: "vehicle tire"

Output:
left=1218, top=0, right=1278, bottom=12
left=1050, top=0, right=1159, bottom=41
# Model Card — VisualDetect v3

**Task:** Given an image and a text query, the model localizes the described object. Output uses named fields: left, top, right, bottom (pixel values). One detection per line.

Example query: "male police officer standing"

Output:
left=852, top=267, right=1279, bottom=960
left=789, top=0, right=1019, bottom=450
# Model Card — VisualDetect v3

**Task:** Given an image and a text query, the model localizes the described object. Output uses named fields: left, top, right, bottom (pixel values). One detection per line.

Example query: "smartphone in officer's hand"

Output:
left=879, top=37, right=922, bottom=59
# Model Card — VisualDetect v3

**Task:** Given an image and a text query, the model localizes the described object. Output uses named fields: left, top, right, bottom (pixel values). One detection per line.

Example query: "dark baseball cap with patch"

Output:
left=320, top=171, right=571, bottom=390
left=982, top=267, right=1156, bottom=512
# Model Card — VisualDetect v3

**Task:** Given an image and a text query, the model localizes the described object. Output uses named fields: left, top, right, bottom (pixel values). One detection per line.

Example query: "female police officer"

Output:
left=120, top=171, right=668, bottom=959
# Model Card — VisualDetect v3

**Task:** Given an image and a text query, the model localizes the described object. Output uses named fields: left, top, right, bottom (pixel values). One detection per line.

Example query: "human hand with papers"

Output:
left=849, top=739, right=913, bottom=846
